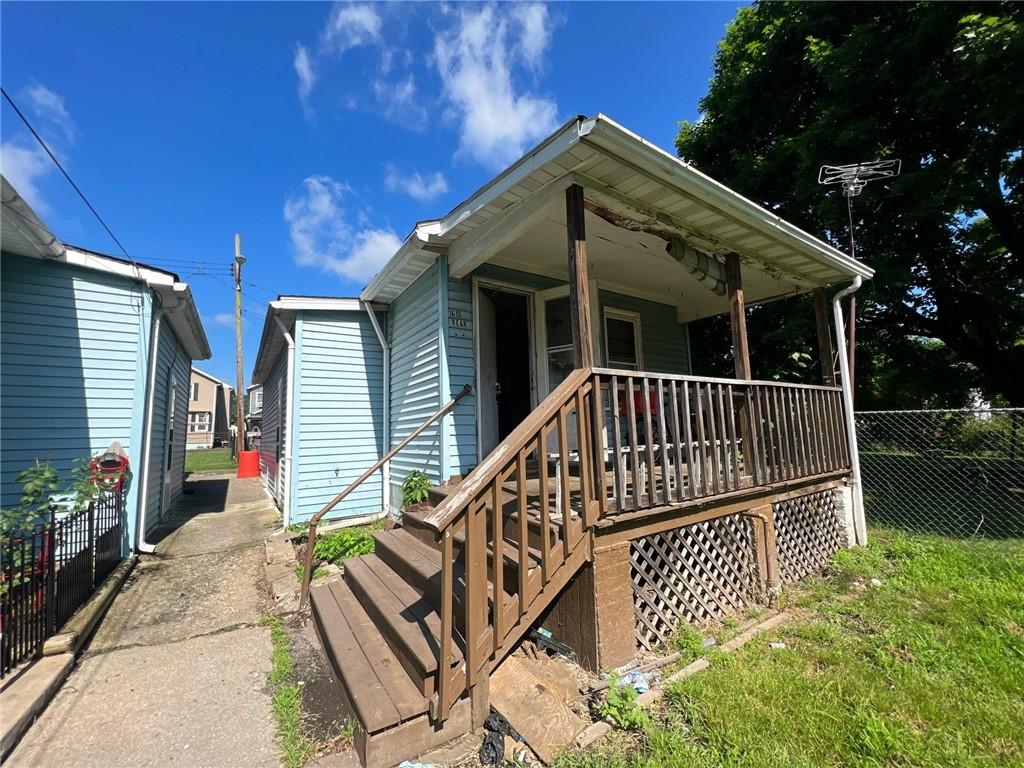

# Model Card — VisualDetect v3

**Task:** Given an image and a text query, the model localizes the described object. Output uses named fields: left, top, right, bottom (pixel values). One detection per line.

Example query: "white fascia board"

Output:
left=158, top=283, right=212, bottom=360
left=271, top=296, right=375, bottom=312
left=581, top=115, right=874, bottom=281
left=62, top=245, right=179, bottom=286
left=1, top=176, right=64, bottom=258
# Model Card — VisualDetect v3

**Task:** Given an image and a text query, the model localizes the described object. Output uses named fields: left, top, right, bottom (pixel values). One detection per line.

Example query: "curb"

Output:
left=0, top=653, right=75, bottom=759
left=42, top=556, right=138, bottom=657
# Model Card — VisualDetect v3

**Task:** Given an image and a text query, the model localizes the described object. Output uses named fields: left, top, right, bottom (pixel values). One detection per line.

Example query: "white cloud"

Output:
left=434, top=4, right=560, bottom=170
left=283, top=175, right=401, bottom=283
left=384, top=165, right=448, bottom=202
left=210, top=313, right=236, bottom=327
left=294, top=43, right=316, bottom=115
left=320, top=3, right=383, bottom=55
left=25, top=83, right=75, bottom=143
left=372, top=74, right=426, bottom=124
left=0, top=140, right=52, bottom=213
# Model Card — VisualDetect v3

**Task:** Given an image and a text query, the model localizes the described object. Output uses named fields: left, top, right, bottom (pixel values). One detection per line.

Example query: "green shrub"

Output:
left=400, top=470, right=432, bottom=508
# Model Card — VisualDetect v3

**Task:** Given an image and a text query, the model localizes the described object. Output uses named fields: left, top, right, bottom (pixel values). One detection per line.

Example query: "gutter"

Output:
left=832, top=277, right=867, bottom=545
left=274, top=317, right=297, bottom=528
left=362, top=301, right=391, bottom=513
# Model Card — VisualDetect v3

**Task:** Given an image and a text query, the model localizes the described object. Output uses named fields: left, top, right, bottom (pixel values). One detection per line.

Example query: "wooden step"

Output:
left=451, top=529, right=546, bottom=593
left=344, top=554, right=464, bottom=698
left=309, top=579, right=428, bottom=735
left=427, top=483, right=561, bottom=552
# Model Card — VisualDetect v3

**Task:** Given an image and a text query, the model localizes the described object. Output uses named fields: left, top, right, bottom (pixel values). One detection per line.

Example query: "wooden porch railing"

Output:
left=591, top=368, right=850, bottom=514
left=419, top=367, right=849, bottom=722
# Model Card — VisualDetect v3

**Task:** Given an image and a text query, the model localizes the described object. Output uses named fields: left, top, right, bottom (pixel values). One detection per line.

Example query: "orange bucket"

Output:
left=237, top=450, right=260, bottom=478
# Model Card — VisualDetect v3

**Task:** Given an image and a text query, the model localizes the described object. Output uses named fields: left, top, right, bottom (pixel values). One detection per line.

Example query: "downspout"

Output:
left=832, top=277, right=867, bottom=545
left=275, top=317, right=297, bottom=528
left=362, top=302, right=391, bottom=513
left=137, top=300, right=186, bottom=552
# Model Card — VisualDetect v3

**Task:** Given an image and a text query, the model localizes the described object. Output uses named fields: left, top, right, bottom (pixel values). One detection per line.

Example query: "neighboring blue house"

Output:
left=253, top=114, right=870, bottom=530
left=1, top=176, right=212, bottom=553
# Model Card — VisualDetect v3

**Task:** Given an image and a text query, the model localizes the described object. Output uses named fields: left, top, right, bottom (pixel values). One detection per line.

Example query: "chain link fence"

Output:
left=855, top=408, right=1023, bottom=539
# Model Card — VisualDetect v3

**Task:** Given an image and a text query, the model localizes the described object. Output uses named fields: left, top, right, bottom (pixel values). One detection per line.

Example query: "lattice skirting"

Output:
left=773, top=488, right=846, bottom=583
left=631, top=512, right=759, bottom=650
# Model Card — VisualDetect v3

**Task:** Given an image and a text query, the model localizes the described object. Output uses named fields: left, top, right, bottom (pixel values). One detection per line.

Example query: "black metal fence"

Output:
left=1, top=489, right=126, bottom=677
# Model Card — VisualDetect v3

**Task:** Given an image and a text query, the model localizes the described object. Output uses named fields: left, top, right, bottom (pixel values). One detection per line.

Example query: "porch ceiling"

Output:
left=491, top=206, right=812, bottom=322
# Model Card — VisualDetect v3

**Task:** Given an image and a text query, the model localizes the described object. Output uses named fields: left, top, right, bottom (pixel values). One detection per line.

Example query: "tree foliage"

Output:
left=677, top=2, right=1024, bottom=407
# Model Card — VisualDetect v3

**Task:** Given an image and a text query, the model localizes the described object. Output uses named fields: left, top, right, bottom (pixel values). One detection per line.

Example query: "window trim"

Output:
left=188, top=411, right=212, bottom=433
left=603, top=307, right=644, bottom=370
left=191, top=382, right=200, bottom=401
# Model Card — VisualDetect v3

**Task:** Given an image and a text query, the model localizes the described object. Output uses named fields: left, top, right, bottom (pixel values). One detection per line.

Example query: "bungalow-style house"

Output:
left=245, top=382, right=263, bottom=448
left=256, top=115, right=871, bottom=766
left=1, top=176, right=212, bottom=554
left=187, top=367, right=232, bottom=449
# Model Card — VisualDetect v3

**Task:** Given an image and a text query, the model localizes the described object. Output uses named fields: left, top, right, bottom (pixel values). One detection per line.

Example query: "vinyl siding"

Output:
left=0, top=253, right=152, bottom=553
left=446, top=275, right=476, bottom=478
left=259, top=349, right=287, bottom=506
left=144, top=320, right=190, bottom=531
left=389, top=261, right=442, bottom=491
left=598, top=290, right=691, bottom=374
left=292, top=311, right=384, bottom=522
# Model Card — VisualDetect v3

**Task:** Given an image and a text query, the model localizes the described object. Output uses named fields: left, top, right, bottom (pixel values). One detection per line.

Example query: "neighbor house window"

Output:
left=604, top=309, right=643, bottom=370
left=189, top=412, right=212, bottom=433
left=253, top=390, right=262, bottom=412
left=192, top=382, right=200, bottom=400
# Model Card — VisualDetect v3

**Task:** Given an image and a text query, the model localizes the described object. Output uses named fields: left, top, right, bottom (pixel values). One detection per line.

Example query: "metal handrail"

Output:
left=298, top=384, right=472, bottom=607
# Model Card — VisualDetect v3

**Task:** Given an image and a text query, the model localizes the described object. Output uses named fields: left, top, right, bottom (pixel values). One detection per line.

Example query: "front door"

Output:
left=476, top=285, right=533, bottom=458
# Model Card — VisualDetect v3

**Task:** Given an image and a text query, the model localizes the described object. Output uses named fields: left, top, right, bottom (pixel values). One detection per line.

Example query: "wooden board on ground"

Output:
left=489, top=655, right=588, bottom=764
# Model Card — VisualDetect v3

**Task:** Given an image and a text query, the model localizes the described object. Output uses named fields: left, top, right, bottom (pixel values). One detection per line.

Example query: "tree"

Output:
left=677, top=2, right=1024, bottom=406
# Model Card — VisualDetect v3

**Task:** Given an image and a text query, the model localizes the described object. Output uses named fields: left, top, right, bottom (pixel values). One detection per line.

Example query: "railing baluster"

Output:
left=681, top=382, right=696, bottom=500
left=694, top=382, right=709, bottom=497
left=669, top=381, right=683, bottom=503
left=726, top=385, right=741, bottom=491
left=625, top=376, right=641, bottom=509
left=558, top=405, right=573, bottom=559
left=590, top=375, right=608, bottom=518
left=537, top=425, right=552, bottom=580
left=516, top=449, right=530, bottom=614
left=656, top=380, right=671, bottom=505
left=465, top=499, right=487, bottom=686
left=777, top=388, right=792, bottom=480
left=641, top=378, right=657, bottom=505
left=708, top=384, right=722, bottom=494
left=490, top=478, right=504, bottom=649
left=575, top=388, right=593, bottom=526
left=610, top=375, right=625, bottom=512
left=435, top=529, right=454, bottom=719
left=716, top=385, right=730, bottom=491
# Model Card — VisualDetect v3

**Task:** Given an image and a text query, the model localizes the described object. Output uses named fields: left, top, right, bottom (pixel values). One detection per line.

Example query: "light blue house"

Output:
left=253, top=114, right=871, bottom=530
left=1, top=176, right=212, bottom=553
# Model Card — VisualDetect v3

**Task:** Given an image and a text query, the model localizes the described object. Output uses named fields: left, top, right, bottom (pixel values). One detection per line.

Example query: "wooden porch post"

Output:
left=566, top=184, right=594, bottom=368
left=724, top=253, right=751, bottom=379
left=813, top=288, right=837, bottom=387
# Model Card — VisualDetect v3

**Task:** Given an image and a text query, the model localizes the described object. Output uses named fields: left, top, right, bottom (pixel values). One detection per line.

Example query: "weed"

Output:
left=314, top=527, right=376, bottom=565
left=260, top=616, right=315, bottom=768
left=669, top=625, right=705, bottom=663
left=600, top=672, right=650, bottom=731
left=294, top=562, right=327, bottom=583
left=400, top=470, right=432, bottom=507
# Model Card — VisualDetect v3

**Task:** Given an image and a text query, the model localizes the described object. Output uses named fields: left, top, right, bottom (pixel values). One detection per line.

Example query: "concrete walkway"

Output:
left=7, top=474, right=282, bottom=768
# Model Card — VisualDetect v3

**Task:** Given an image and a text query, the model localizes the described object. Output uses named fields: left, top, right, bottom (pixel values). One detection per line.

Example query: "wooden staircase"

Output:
left=309, top=369, right=600, bottom=767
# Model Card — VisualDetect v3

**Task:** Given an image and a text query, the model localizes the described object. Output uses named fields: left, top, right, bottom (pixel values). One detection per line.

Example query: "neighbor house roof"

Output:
left=250, top=295, right=385, bottom=385
left=1, top=175, right=212, bottom=360
left=191, top=367, right=233, bottom=390
left=360, top=114, right=873, bottom=307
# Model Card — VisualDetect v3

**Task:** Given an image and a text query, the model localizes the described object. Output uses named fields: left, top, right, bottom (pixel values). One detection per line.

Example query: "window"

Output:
left=191, top=382, right=199, bottom=401
left=166, top=385, right=177, bottom=471
left=188, top=411, right=212, bottom=433
left=252, top=389, right=262, bottom=412
left=604, top=309, right=643, bottom=370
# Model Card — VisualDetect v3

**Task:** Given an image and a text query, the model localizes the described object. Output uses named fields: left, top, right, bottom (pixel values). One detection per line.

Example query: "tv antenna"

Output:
left=818, top=159, right=901, bottom=259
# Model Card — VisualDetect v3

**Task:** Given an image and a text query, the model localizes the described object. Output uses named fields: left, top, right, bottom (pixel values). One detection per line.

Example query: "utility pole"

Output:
left=233, top=233, right=246, bottom=457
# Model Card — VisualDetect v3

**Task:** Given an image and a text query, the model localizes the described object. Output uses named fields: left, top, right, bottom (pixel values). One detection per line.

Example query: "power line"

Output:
left=2, top=86, right=135, bottom=266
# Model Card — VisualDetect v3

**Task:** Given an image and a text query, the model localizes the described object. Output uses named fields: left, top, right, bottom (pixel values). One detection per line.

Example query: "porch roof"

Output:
left=361, top=114, right=873, bottom=320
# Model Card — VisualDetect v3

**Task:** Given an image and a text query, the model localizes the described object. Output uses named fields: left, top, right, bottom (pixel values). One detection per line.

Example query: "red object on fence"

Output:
left=237, top=451, right=260, bottom=478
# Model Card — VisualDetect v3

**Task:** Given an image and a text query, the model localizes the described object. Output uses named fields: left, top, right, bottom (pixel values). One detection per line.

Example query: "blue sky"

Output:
left=1, top=1, right=741, bottom=384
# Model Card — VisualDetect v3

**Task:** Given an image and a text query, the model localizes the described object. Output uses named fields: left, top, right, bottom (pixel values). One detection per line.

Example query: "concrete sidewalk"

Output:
left=7, top=474, right=282, bottom=768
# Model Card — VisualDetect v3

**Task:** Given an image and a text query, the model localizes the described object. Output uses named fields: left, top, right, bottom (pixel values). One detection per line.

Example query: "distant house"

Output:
left=187, top=367, right=232, bottom=449
left=1, top=176, right=212, bottom=553
left=245, top=383, right=263, bottom=449
left=251, top=297, right=384, bottom=525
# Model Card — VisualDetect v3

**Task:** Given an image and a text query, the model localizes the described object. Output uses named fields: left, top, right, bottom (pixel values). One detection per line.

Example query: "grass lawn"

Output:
left=184, top=447, right=238, bottom=474
left=557, top=530, right=1024, bottom=768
